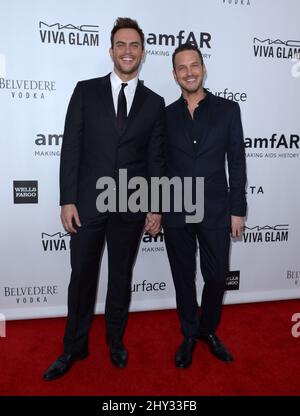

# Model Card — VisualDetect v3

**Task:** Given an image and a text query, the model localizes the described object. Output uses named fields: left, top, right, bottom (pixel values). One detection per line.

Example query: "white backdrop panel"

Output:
left=0, top=0, right=299, bottom=320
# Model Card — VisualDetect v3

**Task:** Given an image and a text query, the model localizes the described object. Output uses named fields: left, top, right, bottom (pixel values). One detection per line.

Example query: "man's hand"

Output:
left=231, top=215, right=245, bottom=238
left=61, top=204, right=81, bottom=234
left=144, top=213, right=162, bottom=237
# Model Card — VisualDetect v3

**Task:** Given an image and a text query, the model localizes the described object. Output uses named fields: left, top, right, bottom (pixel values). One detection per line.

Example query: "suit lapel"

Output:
left=98, top=76, right=149, bottom=140
left=120, top=81, right=148, bottom=139
left=196, top=91, right=218, bottom=156
left=172, top=99, right=195, bottom=156
left=180, top=106, right=196, bottom=155
left=97, top=74, right=120, bottom=137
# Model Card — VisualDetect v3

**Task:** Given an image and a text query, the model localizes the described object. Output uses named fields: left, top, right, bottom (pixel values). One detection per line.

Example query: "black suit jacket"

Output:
left=60, top=74, right=165, bottom=220
left=163, top=91, right=247, bottom=228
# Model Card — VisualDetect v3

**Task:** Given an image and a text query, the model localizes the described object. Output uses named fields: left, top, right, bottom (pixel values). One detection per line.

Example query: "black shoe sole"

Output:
left=43, top=352, right=89, bottom=381
left=175, top=361, right=192, bottom=368
left=198, top=338, right=233, bottom=362
left=110, top=356, right=128, bottom=369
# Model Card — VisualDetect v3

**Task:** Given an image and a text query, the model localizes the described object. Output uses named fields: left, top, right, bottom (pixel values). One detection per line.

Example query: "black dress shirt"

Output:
left=181, top=92, right=210, bottom=151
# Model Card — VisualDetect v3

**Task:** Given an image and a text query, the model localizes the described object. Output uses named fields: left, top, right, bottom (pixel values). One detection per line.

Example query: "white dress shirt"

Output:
left=110, top=71, right=139, bottom=116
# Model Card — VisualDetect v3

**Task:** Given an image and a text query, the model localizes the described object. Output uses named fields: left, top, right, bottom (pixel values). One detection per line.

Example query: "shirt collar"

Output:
left=181, top=88, right=210, bottom=107
left=110, top=70, right=139, bottom=94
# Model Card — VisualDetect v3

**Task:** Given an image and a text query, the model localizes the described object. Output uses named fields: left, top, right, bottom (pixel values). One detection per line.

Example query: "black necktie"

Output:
left=117, top=82, right=128, bottom=134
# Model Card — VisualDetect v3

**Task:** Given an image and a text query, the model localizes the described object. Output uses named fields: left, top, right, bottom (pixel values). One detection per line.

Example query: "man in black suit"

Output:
left=163, top=43, right=247, bottom=368
left=43, top=18, right=164, bottom=380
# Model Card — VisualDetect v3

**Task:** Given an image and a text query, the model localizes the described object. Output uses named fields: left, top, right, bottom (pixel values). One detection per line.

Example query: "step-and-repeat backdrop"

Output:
left=1, top=0, right=299, bottom=320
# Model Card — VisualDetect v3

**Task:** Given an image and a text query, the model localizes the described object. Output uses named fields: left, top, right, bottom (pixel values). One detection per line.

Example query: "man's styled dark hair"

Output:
left=172, top=43, right=204, bottom=69
left=111, top=17, right=145, bottom=49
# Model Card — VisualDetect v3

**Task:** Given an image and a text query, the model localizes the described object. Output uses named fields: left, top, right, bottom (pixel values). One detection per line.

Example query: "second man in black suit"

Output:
left=163, top=43, right=247, bottom=368
left=43, top=17, right=165, bottom=380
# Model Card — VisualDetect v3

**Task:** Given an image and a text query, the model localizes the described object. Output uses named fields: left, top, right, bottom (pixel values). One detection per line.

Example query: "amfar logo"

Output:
left=3, top=285, right=58, bottom=304
left=39, top=22, right=99, bottom=46
left=253, top=37, right=300, bottom=59
left=141, top=231, right=165, bottom=253
left=41, top=232, right=70, bottom=251
left=34, top=133, right=62, bottom=157
left=286, top=270, right=300, bottom=286
left=13, top=181, right=38, bottom=204
left=206, top=87, right=247, bottom=102
left=222, top=0, right=250, bottom=5
left=0, top=78, right=56, bottom=99
left=245, top=133, right=299, bottom=159
left=132, top=279, right=167, bottom=293
left=145, top=30, right=212, bottom=59
left=225, top=271, right=240, bottom=291
left=243, top=225, right=289, bottom=243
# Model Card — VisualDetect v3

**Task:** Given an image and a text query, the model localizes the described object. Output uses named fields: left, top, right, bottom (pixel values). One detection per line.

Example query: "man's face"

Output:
left=173, top=50, right=205, bottom=94
left=110, top=28, right=144, bottom=78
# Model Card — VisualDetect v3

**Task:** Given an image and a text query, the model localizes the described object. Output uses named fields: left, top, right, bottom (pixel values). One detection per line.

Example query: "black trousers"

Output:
left=164, top=224, right=230, bottom=338
left=63, top=214, right=144, bottom=354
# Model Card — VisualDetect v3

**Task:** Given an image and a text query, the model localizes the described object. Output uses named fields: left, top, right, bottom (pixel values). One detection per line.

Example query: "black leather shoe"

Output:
left=110, top=341, right=128, bottom=368
left=175, top=337, right=197, bottom=368
left=198, top=333, right=233, bottom=362
left=43, top=350, right=88, bottom=381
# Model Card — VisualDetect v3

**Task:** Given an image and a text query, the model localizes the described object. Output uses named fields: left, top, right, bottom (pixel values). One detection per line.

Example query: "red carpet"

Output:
left=1, top=300, right=299, bottom=396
